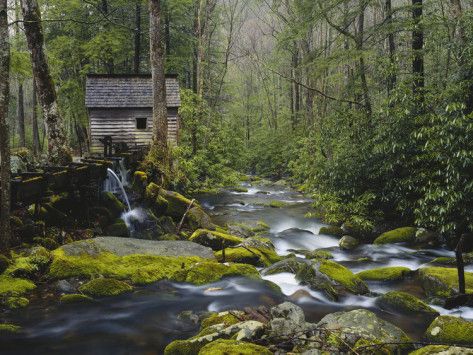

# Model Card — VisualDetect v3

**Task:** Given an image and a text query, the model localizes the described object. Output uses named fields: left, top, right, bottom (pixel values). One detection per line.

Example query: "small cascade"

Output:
left=117, top=158, right=130, bottom=187
left=104, top=168, right=131, bottom=211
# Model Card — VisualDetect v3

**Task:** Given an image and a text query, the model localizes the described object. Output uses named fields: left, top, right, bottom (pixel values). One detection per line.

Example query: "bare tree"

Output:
left=0, top=0, right=11, bottom=249
left=149, top=0, right=168, bottom=169
left=412, top=0, right=424, bottom=107
left=134, top=0, right=142, bottom=74
left=21, top=0, right=71, bottom=165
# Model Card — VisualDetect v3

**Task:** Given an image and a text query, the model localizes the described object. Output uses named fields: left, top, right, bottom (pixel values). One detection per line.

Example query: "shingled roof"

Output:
left=85, top=74, right=181, bottom=108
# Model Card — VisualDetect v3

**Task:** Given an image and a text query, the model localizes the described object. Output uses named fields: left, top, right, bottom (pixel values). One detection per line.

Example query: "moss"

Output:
left=373, top=227, right=417, bottom=245
left=106, top=219, right=130, bottom=238
left=160, top=189, right=198, bottom=218
left=357, top=267, right=411, bottom=281
left=101, top=192, right=126, bottom=217
left=32, top=237, right=60, bottom=250
left=0, top=255, right=10, bottom=274
left=418, top=267, right=473, bottom=298
left=319, top=226, right=344, bottom=237
left=306, top=249, right=333, bottom=260
left=49, top=250, right=260, bottom=286
left=79, top=278, right=133, bottom=297
left=164, top=339, right=204, bottom=355
left=425, top=316, right=473, bottom=345
left=0, top=275, right=36, bottom=296
left=409, top=345, right=466, bottom=355
left=200, top=312, right=240, bottom=330
left=60, top=294, right=95, bottom=304
left=231, top=187, right=248, bottom=193
left=318, top=259, right=369, bottom=294
left=132, top=171, right=148, bottom=190
left=215, top=247, right=281, bottom=267
left=252, top=221, right=270, bottom=233
left=353, top=338, right=391, bottom=354
left=268, top=200, right=287, bottom=208
left=189, top=229, right=244, bottom=251
left=0, top=324, right=21, bottom=334
left=376, top=291, right=438, bottom=315
left=198, top=339, right=272, bottom=355
left=431, top=257, right=456, bottom=265
left=6, top=297, right=29, bottom=309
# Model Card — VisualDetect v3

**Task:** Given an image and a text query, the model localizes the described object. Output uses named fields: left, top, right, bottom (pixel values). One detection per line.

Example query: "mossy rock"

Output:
left=410, top=345, right=473, bottom=355
left=160, top=189, right=199, bottom=219
left=183, top=262, right=260, bottom=285
left=200, top=312, right=241, bottom=330
left=106, top=219, right=129, bottom=238
left=187, top=207, right=214, bottom=231
left=268, top=200, right=287, bottom=208
left=32, top=237, right=60, bottom=250
left=339, top=235, right=359, bottom=250
left=319, top=225, right=344, bottom=237
left=198, top=339, right=272, bottom=355
left=376, top=291, right=439, bottom=317
left=418, top=267, right=473, bottom=298
left=60, top=294, right=94, bottom=304
left=0, top=255, right=10, bottom=274
left=0, top=324, right=21, bottom=334
left=5, top=296, right=29, bottom=309
left=189, top=229, right=244, bottom=251
left=318, top=259, right=369, bottom=295
left=0, top=275, right=36, bottom=296
left=261, top=257, right=306, bottom=276
left=305, top=249, right=333, bottom=260
left=230, top=186, right=248, bottom=193
left=373, top=227, right=417, bottom=245
left=79, top=278, right=133, bottom=297
left=425, top=315, right=473, bottom=345
left=101, top=192, right=126, bottom=217
left=132, top=171, right=148, bottom=191
left=215, top=246, right=281, bottom=267
left=357, top=267, right=412, bottom=281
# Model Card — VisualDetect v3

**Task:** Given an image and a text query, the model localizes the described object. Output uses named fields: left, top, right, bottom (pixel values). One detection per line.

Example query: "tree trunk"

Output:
left=149, top=0, right=168, bottom=167
left=385, top=0, right=396, bottom=94
left=32, top=78, right=40, bottom=155
left=412, top=0, right=424, bottom=106
left=357, top=2, right=372, bottom=115
left=21, top=0, right=71, bottom=165
left=18, top=83, right=25, bottom=147
left=0, top=0, right=11, bottom=250
left=133, top=1, right=141, bottom=74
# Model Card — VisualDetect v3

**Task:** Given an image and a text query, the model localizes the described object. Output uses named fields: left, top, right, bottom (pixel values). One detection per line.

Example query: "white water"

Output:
left=105, top=168, right=131, bottom=211
left=121, top=208, right=147, bottom=231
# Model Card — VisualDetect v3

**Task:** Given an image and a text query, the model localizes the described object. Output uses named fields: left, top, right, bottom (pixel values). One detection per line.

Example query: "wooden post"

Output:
left=455, top=235, right=466, bottom=295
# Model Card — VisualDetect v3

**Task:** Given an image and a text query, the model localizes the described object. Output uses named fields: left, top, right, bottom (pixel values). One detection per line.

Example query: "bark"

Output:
left=32, top=78, right=40, bottom=155
left=385, top=0, right=396, bottom=94
left=134, top=1, right=141, bottom=74
left=21, top=0, right=71, bottom=165
left=412, top=0, right=424, bottom=106
left=0, top=0, right=11, bottom=249
left=149, top=0, right=168, bottom=165
left=18, top=83, right=25, bottom=147
left=193, top=0, right=204, bottom=96
left=357, top=1, right=371, bottom=115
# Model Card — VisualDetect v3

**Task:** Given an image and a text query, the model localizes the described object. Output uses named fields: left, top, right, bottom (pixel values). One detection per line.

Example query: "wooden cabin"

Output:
left=85, top=74, right=181, bottom=154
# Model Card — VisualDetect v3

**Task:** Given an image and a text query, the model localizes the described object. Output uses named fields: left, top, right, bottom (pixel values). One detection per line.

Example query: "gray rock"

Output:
left=269, top=302, right=315, bottom=339
left=411, top=346, right=473, bottom=355
left=59, top=237, right=216, bottom=259
left=234, top=321, right=265, bottom=341
left=261, top=257, right=306, bottom=276
left=339, top=235, right=359, bottom=250
left=56, top=280, right=76, bottom=293
left=271, top=302, right=305, bottom=324
left=10, top=156, right=26, bottom=174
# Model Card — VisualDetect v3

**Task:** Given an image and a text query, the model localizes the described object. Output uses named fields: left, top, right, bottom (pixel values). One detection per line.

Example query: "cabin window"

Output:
left=136, top=117, right=147, bottom=130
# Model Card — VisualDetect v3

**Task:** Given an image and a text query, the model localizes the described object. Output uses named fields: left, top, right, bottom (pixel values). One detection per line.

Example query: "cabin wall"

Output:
left=89, top=108, right=180, bottom=154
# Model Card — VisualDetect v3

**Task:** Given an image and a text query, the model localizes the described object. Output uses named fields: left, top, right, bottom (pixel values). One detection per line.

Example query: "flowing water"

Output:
left=2, top=181, right=473, bottom=354
left=104, top=168, right=131, bottom=212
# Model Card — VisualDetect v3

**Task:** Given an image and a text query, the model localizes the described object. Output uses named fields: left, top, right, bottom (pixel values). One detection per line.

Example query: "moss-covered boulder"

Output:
left=296, top=259, right=369, bottom=300
left=5, top=247, right=51, bottom=279
left=60, top=294, right=94, bottom=304
left=0, top=324, right=21, bottom=334
left=183, top=262, right=259, bottom=285
left=418, top=267, right=473, bottom=298
left=101, top=192, right=126, bottom=217
left=410, top=345, right=473, bottom=355
left=261, top=257, right=306, bottom=276
left=268, top=200, right=287, bottom=208
left=0, top=275, right=36, bottom=296
left=374, top=227, right=418, bottom=245
left=376, top=291, right=439, bottom=317
left=319, top=226, right=344, bottom=237
left=215, top=246, right=281, bottom=267
left=79, top=278, right=133, bottom=297
left=132, top=171, right=148, bottom=191
left=106, top=218, right=130, bottom=238
left=317, top=309, right=411, bottom=353
left=187, top=207, right=214, bottom=231
left=357, top=266, right=412, bottom=281
left=339, top=235, right=359, bottom=250
left=160, top=189, right=198, bottom=219
left=189, top=229, right=244, bottom=251
left=200, top=311, right=243, bottom=330
left=5, top=296, right=29, bottom=309
left=425, top=316, right=473, bottom=345
left=304, top=249, right=334, bottom=260
left=198, top=339, right=271, bottom=355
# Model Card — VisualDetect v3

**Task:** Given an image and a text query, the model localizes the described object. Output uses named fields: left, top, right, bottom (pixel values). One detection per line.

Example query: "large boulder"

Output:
left=319, top=226, right=344, bottom=237
left=189, top=229, right=244, bottom=251
left=79, top=278, right=133, bottom=297
left=317, top=309, right=411, bottom=352
left=376, top=291, right=439, bottom=319
left=101, top=192, right=126, bottom=217
left=261, top=257, right=307, bottom=276
left=418, top=267, right=473, bottom=298
left=425, top=316, right=473, bottom=346
left=187, top=207, right=215, bottom=230
left=357, top=266, right=412, bottom=281
left=339, top=235, right=359, bottom=250
left=269, top=302, right=314, bottom=338
left=215, top=243, right=281, bottom=267
left=374, top=227, right=417, bottom=245
left=410, top=345, right=473, bottom=355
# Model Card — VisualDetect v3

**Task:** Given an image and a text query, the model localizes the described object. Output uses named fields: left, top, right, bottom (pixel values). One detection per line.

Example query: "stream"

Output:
left=1, top=182, right=473, bottom=354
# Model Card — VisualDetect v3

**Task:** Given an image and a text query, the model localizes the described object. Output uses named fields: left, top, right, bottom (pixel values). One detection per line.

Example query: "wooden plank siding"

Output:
left=89, top=108, right=179, bottom=154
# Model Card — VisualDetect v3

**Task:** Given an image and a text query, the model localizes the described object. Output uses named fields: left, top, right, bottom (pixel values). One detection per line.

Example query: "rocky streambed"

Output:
left=0, top=178, right=472, bottom=354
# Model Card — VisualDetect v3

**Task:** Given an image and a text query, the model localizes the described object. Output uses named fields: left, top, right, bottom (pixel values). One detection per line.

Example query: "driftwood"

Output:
left=176, top=199, right=195, bottom=233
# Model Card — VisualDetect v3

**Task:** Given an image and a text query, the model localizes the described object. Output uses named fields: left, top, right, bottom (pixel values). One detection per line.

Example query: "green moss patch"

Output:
left=215, top=246, right=281, bottom=267
left=410, top=345, right=472, bottom=355
left=0, top=324, right=21, bottom=334
left=357, top=267, right=412, bottom=281
left=198, top=339, right=272, bottom=355
left=418, top=267, right=473, bottom=298
left=425, top=316, right=473, bottom=345
left=79, top=278, right=133, bottom=297
left=5, top=296, right=29, bottom=309
left=0, top=275, right=36, bottom=296
left=319, top=225, right=344, bottom=237
left=200, top=312, right=241, bottom=330
left=60, top=294, right=94, bottom=304
left=376, top=291, right=438, bottom=316
left=183, top=262, right=259, bottom=285
left=189, top=229, right=244, bottom=251
left=318, top=259, right=369, bottom=295
left=374, top=227, right=417, bottom=245
left=268, top=200, right=287, bottom=208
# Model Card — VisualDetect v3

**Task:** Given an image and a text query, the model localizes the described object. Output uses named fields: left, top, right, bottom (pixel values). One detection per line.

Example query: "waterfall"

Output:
left=105, top=168, right=131, bottom=211
left=117, top=158, right=130, bottom=187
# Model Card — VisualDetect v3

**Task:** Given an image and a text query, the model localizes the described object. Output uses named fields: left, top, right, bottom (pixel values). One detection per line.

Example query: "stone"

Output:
left=418, top=267, right=473, bottom=298
left=269, top=302, right=314, bottom=338
left=357, top=266, right=412, bottom=281
left=101, top=192, right=126, bottom=217
left=58, top=237, right=216, bottom=259
left=56, top=279, right=76, bottom=293
left=189, top=229, right=243, bottom=251
left=261, top=257, right=307, bottom=276
left=319, top=226, right=344, bottom=237
left=374, top=227, right=417, bottom=245
left=410, top=345, right=473, bottom=355
left=376, top=291, right=439, bottom=318
left=425, top=316, right=473, bottom=345
left=78, top=278, right=133, bottom=297
left=187, top=207, right=215, bottom=230
left=339, top=235, right=359, bottom=250
left=198, top=339, right=272, bottom=355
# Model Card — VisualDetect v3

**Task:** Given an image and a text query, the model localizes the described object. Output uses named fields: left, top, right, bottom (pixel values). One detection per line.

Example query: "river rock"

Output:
left=261, top=257, right=307, bottom=276
left=339, top=235, right=359, bottom=250
left=410, top=345, right=473, bottom=354
left=187, top=207, right=215, bottom=230
left=58, top=237, right=216, bottom=259
left=269, top=302, right=314, bottom=338
left=418, top=267, right=473, bottom=298
left=189, top=229, right=244, bottom=250
left=317, top=309, right=411, bottom=352
left=374, top=227, right=418, bottom=245
left=376, top=291, right=439, bottom=319
left=425, top=315, right=473, bottom=345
